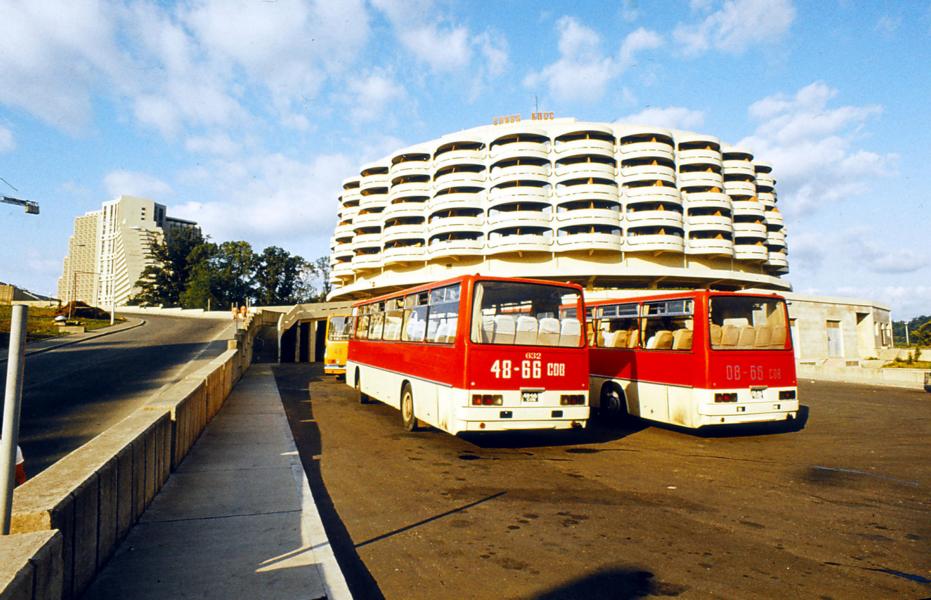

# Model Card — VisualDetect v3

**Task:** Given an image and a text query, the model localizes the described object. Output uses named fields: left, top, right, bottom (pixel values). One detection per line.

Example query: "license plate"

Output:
left=751, top=389, right=764, bottom=400
left=521, top=391, right=541, bottom=403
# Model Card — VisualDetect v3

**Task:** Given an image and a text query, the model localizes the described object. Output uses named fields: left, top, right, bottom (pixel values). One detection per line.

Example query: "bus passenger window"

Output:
left=642, top=299, right=693, bottom=351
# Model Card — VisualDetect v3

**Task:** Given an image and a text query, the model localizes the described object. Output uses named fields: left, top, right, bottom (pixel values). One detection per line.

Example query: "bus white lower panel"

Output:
left=350, top=361, right=588, bottom=435
left=591, top=375, right=798, bottom=428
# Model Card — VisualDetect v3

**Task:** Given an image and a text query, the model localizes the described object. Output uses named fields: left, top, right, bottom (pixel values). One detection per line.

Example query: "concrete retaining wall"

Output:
left=798, top=363, right=930, bottom=391
left=0, top=310, right=267, bottom=600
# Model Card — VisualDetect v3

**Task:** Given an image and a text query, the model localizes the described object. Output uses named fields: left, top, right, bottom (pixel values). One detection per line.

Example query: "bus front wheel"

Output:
left=600, top=383, right=628, bottom=422
left=356, top=370, right=370, bottom=404
left=400, top=383, right=419, bottom=432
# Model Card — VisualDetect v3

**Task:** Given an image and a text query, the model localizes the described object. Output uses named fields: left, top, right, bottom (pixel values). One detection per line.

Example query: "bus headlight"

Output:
left=472, top=394, right=503, bottom=406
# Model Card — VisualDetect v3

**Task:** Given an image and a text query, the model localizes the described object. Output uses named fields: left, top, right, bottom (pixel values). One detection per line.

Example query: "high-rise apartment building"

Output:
left=58, top=195, right=199, bottom=307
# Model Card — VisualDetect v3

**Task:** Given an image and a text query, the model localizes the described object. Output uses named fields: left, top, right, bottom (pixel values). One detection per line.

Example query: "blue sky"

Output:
left=1, top=0, right=929, bottom=318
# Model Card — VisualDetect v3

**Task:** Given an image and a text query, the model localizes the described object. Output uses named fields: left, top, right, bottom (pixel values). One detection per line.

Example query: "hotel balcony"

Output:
left=332, top=259, right=355, bottom=279
left=433, top=140, right=486, bottom=170
left=359, top=163, right=390, bottom=192
left=733, top=220, right=767, bottom=239
left=618, top=131, right=675, bottom=161
left=686, top=210, right=732, bottom=229
left=734, top=239, right=769, bottom=262
left=488, top=182, right=550, bottom=206
left=350, top=232, right=382, bottom=251
left=489, top=131, right=551, bottom=162
left=428, top=188, right=485, bottom=213
left=489, top=159, right=551, bottom=186
left=620, top=160, right=676, bottom=184
left=487, top=205, right=552, bottom=229
left=388, top=177, right=431, bottom=203
left=382, top=222, right=425, bottom=245
left=731, top=198, right=765, bottom=218
left=389, top=151, right=431, bottom=178
left=625, top=203, right=683, bottom=229
left=766, top=249, right=789, bottom=271
left=434, top=165, right=486, bottom=188
left=552, top=128, right=616, bottom=156
left=623, top=185, right=682, bottom=208
left=384, top=199, right=428, bottom=220
left=427, top=213, right=484, bottom=237
left=341, top=189, right=362, bottom=207
left=428, top=233, right=485, bottom=260
left=555, top=225, right=623, bottom=253
left=686, top=230, right=734, bottom=256
left=722, top=150, right=756, bottom=178
left=339, top=203, right=360, bottom=222
left=677, top=168, right=723, bottom=189
left=554, top=201, right=621, bottom=227
left=554, top=175, right=618, bottom=199
left=383, top=240, right=427, bottom=266
left=757, top=191, right=777, bottom=208
left=332, top=247, right=355, bottom=265
left=359, top=189, right=388, bottom=210
left=341, top=176, right=361, bottom=191
left=352, top=211, right=384, bottom=229
left=765, top=209, right=784, bottom=228
left=676, top=136, right=722, bottom=164
left=486, top=227, right=553, bottom=255
left=767, top=229, right=787, bottom=246
left=554, top=155, right=616, bottom=180
left=351, top=251, right=383, bottom=271
left=682, top=189, right=731, bottom=211
left=625, top=226, right=685, bottom=253
left=723, top=178, right=757, bottom=198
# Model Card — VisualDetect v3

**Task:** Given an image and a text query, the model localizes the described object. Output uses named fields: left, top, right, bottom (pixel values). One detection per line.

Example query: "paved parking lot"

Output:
left=277, top=366, right=930, bottom=599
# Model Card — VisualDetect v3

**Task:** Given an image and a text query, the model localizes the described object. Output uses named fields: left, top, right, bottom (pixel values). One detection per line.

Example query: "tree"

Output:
left=308, top=256, right=332, bottom=301
left=211, top=240, right=257, bottom=308
left=254, top=246, right=309, bottom=305
left=132, top=227, right=205, bottom=306
left=179, top=242, right=219, bottom=310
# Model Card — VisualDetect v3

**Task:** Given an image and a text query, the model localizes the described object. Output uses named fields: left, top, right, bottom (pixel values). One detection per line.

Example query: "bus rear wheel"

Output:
left=600, top=383, right=628, bottom=423
left=400, top=383, right=419, bottom=432
left=355, top=369, right=370, bottom=404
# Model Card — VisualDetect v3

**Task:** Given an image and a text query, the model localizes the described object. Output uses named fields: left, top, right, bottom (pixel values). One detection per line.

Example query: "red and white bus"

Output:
left=586, top=290, right=798, bottom=428
left=346, top=275, right=590, bottom=434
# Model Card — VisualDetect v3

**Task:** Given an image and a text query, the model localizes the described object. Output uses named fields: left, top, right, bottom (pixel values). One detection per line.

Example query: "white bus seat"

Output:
left=723, top=317, right=750, bottom=328
left=444, top=317, right=458, bottom=343
left=612, top=329, right=628, bottom=348
left=493, top=315, right=516, bottom=344
left=651, top=330, right=673, bottom=349
left=560, top=318, right=581, bottom=347
left=432, top=320, right=448, bottom=343
left=538, top=317, right=561, bottom=346
left=771, top=326, right=787, bottom=348
left=412, top=319, right=427, bottom=342
left=627, top=329, right=640, bottom=348
left=709, top=324, right=723, bottom=346
left=481, top=316, right=495, bottom=343
left=753, top=325, right=772, bottom=348
left=737, top=325, right=755, bottom=347
left=426, top=319, right=440, bottom=342
left=672, top=328, right=693, bottom=350
left=721, top=324, right=739, bottom=347
left=515, top=315, right=538, bottom=345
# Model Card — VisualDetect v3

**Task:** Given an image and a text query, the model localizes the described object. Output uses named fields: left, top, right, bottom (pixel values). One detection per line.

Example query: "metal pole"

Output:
left=110, top=301, right=115, bottom=326
left=1, top=305, right=28, bottom=534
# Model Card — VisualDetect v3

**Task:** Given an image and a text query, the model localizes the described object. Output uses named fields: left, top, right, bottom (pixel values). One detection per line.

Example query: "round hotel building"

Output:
left=328, top=117, right=789, bottom=301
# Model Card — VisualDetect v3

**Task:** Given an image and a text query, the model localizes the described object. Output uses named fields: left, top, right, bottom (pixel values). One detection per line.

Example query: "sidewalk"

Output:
left=83, top=364, right=351, bottom=600
left=0, top=317, right=145, bottom=363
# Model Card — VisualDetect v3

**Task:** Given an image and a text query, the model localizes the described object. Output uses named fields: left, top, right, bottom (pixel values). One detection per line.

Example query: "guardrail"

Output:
left=0, top=311, right=266, bottom=600
left=797, top=363, right=930, bottom=391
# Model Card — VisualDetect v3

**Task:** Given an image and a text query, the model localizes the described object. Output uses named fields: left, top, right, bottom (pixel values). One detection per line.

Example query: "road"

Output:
left=1, top=315, right=234, bottom=474
left=276, top=365, right=930, bottom=599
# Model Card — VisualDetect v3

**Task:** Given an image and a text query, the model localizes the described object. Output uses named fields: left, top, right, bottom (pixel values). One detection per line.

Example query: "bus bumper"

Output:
left=453, top=396, right=589, bottom=434
left=324, top=363, right=346, bottom=376
left=696, top=387, right=799, bottom=426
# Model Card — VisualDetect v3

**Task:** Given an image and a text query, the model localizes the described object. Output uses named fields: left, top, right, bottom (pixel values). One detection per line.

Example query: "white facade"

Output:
left=329, top=118, right=790, bottom=300
left=58, top=196, right=199, bottom=308
left=57, top=210, right=101, bottom=304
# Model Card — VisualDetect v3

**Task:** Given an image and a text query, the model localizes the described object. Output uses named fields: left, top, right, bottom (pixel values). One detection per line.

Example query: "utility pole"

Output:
left=1, top=305, right=28, bottom=534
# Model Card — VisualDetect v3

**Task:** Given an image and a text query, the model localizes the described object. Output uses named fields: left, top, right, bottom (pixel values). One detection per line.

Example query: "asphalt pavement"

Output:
left=277, top=365, right=930, bottom=599
left=0, top=314, right=234, bottom=474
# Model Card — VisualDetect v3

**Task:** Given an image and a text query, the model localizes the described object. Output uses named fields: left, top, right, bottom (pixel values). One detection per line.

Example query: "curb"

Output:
left=0, top=318, right=147, bottom=364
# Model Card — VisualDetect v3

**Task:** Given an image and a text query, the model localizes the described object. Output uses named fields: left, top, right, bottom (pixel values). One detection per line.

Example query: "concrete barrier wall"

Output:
left=798, top=364, right=930, bottom=391
left=0, top=310, right=267, bottom=600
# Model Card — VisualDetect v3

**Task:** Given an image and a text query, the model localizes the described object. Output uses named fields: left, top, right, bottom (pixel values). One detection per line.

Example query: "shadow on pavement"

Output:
left=462, top=417, right=649, bottom=450
left=533, top=567, right=687, bottom=599
left=273, top=363, right=385, bottom=600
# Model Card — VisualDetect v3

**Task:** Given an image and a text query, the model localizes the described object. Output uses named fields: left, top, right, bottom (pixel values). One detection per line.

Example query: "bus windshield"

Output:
left=470, top=281, right=583, bottom=347
left=709, top=296, right=788, bottom=350
left=327, top=316, right=352, bottom=341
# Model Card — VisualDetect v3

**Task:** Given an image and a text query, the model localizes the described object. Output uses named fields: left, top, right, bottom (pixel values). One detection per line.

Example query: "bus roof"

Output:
left=584, top=289, right=786, bottom=308
left=351, top=274, right=585, bottom=308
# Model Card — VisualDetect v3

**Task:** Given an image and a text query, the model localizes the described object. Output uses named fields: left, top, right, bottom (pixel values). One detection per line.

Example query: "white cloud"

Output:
left=0, top=124, right=14, bottom=153
left=171, top=153, right=355, bottom=247
left=476, top=31, right=509, bottom=78
left=346, top=71, right=407, bottom=122
left=843, top=230, right=927, bottom=274
left=617, top=106, right=705, bottom=130
left=737, top=81, right=896, bottom=218
left=875, top=15, right=901, bottom=35
left=373, top=0, right=472, bottom=71
left=104, top=170, right=173, bottom=199
left=674, top=0, right=796, bottom=56
left=621, top=0, right=640, bottom=22
left=185, top=133, right=240, bottom=156
left=524, top=17, right=662, bottom=104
